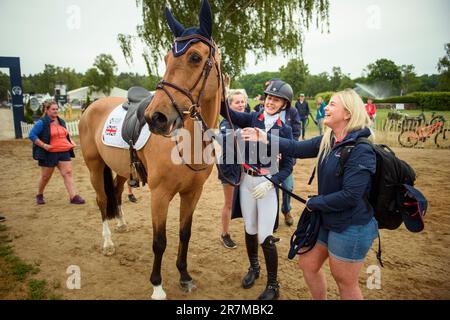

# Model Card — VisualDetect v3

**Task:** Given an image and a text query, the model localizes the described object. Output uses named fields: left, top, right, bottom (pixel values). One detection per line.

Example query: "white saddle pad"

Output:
left=101, top=104, right=151, bottom=150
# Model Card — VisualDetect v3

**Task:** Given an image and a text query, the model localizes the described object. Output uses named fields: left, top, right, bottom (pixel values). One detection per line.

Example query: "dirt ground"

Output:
left=0, top=137, right=449, bottom=300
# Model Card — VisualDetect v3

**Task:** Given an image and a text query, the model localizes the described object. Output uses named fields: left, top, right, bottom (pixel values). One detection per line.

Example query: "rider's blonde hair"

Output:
left=317, top=89, right=374, bottom=163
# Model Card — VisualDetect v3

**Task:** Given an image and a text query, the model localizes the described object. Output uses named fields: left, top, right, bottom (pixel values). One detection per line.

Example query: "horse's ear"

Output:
left=199, top=0, right=213, bottom=38
left=165, top=7, right=185, bottom=37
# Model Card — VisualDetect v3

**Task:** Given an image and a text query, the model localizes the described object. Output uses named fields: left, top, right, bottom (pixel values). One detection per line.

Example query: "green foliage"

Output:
left=115, top=72, right=159, bottom=90
left=119, top=0, right=330, bottom=78
left=366, top=58, right=402, bottom=96
left=401, top=64, right=421, bottom=94
left=374, top=92, right=450, bottom=111
left=22, top=65, right=83, bottom=94
left=237, top=71, right=280, bottom=98
left=437, top=43, right=450, bottom=91
left=0, top=71, right=9, bottom=101
left=24, top=99, right=34, bottom=124
left=314, top=91, right=334, bottom=103
left=279, top=58, right=309, bottom=96
left=28, top=279, right=47, bottom=300
left=83, top=54, right=117, bottom=95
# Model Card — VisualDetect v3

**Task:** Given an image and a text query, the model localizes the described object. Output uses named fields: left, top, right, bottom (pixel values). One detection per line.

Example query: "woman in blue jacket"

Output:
left=241, top=89, right=378, bottom=300
left=220, top=80, right=294, bottom=300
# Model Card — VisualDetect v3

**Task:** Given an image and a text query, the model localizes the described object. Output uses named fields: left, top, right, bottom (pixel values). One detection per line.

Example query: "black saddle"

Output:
left=121, top=86, right=153, bottom=146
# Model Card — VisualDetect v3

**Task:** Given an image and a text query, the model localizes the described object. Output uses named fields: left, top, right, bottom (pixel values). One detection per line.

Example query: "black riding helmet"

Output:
left=264, top=80, right=294, bottom=109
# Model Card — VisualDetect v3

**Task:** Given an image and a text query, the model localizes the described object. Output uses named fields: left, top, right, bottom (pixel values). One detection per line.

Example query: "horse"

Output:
left=79, top=0, right=224, bottom=299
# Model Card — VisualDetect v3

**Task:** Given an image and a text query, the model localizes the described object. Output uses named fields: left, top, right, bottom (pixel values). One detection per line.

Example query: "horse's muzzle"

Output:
left=147, top=112, right=182, bottom=136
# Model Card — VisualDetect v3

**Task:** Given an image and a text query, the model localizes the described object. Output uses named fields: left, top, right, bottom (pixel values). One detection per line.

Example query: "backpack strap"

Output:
left=337, top=137, right=373, bottom=177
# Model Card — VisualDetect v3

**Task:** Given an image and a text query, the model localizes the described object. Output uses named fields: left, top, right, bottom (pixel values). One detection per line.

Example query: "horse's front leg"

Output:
left=177, top=188, right=203, bottom=293
left=149, top=187, right=173, bottom=300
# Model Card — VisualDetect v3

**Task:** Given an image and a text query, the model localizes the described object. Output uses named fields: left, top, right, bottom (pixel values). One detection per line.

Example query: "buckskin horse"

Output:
left=79, top=0, right=224, bottom=299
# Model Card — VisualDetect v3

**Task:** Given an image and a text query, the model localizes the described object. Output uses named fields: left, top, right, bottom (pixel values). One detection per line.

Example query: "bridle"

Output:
left=155, top=34, right=222, bottom=171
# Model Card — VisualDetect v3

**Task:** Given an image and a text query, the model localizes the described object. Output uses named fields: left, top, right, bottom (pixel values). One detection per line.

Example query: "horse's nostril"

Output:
left=150, top=112, right=168, bottom=127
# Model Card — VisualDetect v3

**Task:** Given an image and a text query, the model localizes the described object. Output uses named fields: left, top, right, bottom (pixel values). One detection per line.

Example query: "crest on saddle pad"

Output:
left=166, top=0, right=214, bottom=57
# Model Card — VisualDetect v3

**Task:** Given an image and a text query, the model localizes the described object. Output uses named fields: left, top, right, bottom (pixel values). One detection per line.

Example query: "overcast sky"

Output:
left=0, top=0, right=449, bottom=79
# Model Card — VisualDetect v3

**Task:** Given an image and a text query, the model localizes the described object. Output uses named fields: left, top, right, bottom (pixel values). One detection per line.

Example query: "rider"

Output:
left=220, top=79, right=294, bottom=300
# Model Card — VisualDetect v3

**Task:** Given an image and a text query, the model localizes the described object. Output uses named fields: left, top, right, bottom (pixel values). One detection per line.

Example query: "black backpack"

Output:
left=339, top=137, right=417, bottom=230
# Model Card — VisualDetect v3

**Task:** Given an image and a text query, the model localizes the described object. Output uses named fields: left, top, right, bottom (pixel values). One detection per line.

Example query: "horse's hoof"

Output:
left=102, top=245, right=115, bottom=256
left=180, top=280, right=197, bottom=293
left=115, top=224, right=128, bottom=233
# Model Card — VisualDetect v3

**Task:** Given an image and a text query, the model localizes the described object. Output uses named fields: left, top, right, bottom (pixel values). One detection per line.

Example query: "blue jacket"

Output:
left=29, top=115, right=75, bottom=160
left=269, top=128, right=376, bottom=232
left=281, top=107, right=301, bottom=141
left=295, top=100, right=310, bottom=119
left=316, top=102, right=326, bottom=120
left=217, top=118, right=241, bottom=185
left=220, top=106, right=294, bottom=219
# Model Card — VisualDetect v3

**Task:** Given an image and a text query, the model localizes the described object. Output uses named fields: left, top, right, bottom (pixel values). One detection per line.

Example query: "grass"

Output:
left=0, top=224, right=61, bottom=300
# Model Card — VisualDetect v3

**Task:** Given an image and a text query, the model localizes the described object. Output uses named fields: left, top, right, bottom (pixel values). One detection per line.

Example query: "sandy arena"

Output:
left=0, top=137, right=449, bottom=300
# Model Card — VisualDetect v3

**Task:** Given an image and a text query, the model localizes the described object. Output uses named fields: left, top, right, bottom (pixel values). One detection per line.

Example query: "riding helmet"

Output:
left=264, top=80, right=294, bottom=109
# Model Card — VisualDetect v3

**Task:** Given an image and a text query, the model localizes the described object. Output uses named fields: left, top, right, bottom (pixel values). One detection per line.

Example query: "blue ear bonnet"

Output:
left=166, top=0, right=214, bottom=57
left=172, top=28, right=214, bottom=57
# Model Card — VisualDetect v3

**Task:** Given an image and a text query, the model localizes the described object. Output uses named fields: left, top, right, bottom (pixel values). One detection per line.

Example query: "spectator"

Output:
left=29, top=101, right=85, bottom=205
left=316, top=96, right=326, bottom=135
left=295, top=94, right=310, bottom=140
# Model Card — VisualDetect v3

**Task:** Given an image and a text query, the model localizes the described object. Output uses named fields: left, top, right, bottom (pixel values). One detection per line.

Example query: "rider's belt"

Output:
left=243, top=167, right=261, bottom=177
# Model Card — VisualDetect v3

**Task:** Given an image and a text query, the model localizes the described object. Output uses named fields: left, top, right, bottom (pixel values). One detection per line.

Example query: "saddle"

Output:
left=121, top=86, right=153, bottom=188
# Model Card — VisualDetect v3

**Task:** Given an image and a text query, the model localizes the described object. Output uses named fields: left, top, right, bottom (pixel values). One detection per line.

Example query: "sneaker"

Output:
left=128, top=194, right=137, bottom=203
left=36, top=194, right=45, bottom=205
left=284, top=212, right=294, bottom=226
left=220, top=234, right=237, bottom=249
left=0, top=215, right=5, bottom=222
left=70, top=195, right=85, bottom=204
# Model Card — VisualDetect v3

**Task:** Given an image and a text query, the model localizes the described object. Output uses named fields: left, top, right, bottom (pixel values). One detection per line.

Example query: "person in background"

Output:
left=253, top=95, right=265, bottom=113
left=29, top=101, right=85, bottom=205
left=365, top=97, right=377, bottom=127
left=218, top=90, right=249, bottom=249
left=279, top=97, right=300, bottom=227
left=127, top=185, right=137, bottom=203
left=295, top=94, right=310, bottom=140
left=316, top=96, right=326, bottom=136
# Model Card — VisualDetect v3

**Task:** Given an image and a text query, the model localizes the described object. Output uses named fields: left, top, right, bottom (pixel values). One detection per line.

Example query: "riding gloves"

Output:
left=251, top=181, right=274, bottom=199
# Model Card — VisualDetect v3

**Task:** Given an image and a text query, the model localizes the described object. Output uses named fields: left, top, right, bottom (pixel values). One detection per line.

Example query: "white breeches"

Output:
left=240, top=173, right=278, bottom=244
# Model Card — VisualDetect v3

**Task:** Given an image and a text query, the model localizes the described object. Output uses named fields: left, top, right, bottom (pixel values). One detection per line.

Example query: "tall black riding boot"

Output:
left=242, top=232, right=260, bottom=289
left=258, top=236, right=279, bottom=300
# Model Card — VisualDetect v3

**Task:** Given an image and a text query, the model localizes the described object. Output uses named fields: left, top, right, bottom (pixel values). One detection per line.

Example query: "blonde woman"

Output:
left=241, top=89, right=378, bottom=300
left=217, top=90, right=248, bottom=249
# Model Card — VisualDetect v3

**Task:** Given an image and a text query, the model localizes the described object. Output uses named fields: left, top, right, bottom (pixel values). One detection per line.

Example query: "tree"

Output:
left=0, top=71, right=10, bottom=101
left=400, top=64, right=420, bottom=95
left=365, top=58, right=402, bottom=96
left=83, top=54, right=117, bottom=95
left=237, top=71, right=280, bottom=98
left=118, top=0, right=329, bottom=78
left=437, top=43, right=450, bottom=90
left=279, top=58, right=309, bottom=96
left=303, top=72, right=330, bottom=96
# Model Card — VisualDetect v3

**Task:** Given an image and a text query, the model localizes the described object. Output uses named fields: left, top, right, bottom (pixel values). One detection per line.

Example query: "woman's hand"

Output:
left=241, top=127, right=268, bottom=144
left=43, top=143, right=52, bottom=151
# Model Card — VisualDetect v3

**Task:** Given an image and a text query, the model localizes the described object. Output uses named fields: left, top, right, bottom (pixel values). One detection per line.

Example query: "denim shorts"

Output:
left=317, top=217, right=379, bottom=263
left=38, top=151, right=72, bottom=167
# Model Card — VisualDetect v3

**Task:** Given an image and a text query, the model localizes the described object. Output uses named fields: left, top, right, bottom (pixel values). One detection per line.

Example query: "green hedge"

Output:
left=374, top=92, right=450, bottom=110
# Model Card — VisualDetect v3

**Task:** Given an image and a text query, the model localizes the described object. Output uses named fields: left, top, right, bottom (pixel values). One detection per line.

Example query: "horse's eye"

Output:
left=189, top=53, right=202, bottom=64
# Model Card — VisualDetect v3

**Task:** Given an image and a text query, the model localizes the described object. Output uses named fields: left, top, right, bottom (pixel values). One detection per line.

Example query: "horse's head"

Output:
left=145, top=0, right=222, bottom=136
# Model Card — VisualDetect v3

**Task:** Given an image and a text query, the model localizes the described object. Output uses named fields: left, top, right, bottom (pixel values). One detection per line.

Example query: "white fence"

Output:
left=21, top=120, right=80, bottom=139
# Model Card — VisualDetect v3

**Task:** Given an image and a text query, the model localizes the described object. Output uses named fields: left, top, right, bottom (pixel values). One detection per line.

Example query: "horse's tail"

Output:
left=103, top=165, right=120, bottom=220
